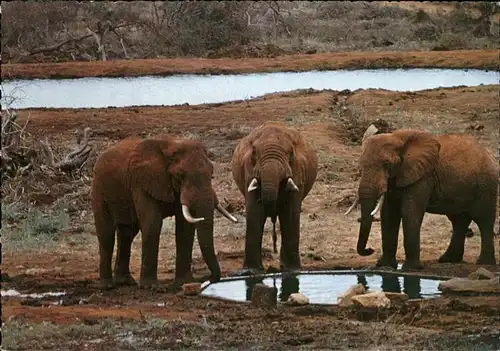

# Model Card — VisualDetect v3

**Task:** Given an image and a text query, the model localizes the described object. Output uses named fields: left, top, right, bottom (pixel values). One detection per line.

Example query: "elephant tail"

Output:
left=271, top=216, right=278, bottom=254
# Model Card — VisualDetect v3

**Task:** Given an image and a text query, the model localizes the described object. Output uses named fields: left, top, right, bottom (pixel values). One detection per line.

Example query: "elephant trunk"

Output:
left=356, top=175, right=385, bottom=257
left=357, top=199, right=377, bottom=256
left=181, top=189, right=221, bottom=283
left=260, top=162, right=282, bottom=210
left=196, top=216, right=221, bottom=283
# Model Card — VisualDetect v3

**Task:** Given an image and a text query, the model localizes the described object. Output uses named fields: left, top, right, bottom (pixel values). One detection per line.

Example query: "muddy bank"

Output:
left=2, top=49, right=499, bottom=80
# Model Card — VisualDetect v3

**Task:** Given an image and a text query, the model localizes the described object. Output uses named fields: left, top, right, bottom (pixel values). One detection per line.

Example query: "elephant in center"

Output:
left=231, top=122, right=318, bottom=275
left=91, top=135, right=238, bottom=290
left=346, top=126, right=498, bottom=270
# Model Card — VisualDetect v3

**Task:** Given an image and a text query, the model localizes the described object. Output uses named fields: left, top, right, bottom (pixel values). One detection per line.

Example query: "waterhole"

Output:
left=1, top=289, right=67, bottom=299
left=2, top=68, right=498, bottom=109
left=201, top=271, right=444, bottom=305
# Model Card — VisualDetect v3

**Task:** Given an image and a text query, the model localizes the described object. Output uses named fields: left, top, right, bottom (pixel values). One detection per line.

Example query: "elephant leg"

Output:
left=94, top=202, right=116, bottom=290
left=400, top=193, right=429, bottom=271
left=438, top=214, right=471, bottom=263
left=376, top=193, right=401, bottom=270
left=134, top=192, right=163, bottom=289
left=381, top=275, right=402, bottom=293
left=114, top=224, right=139, bottom=286
left=474, top=215, right=497, bottom=265
left=278, top=193, right=302, bottom=272
left=241, top=195, right=266, bottom=274
left=174, top=211, right=196, bottom=285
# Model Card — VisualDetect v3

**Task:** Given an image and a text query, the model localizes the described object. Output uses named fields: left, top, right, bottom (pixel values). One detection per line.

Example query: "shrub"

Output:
left=413, top=25, right=440, bottom=41
left=2, top=205, right=70, bottom=252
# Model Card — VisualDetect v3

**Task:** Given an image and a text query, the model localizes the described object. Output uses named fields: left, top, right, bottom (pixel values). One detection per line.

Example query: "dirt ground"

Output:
left=1, top=52, right=500, bottom=350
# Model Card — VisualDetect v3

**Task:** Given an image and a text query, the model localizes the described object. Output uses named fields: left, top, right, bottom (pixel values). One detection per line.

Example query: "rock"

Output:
left=467, top=268, right=496, bottom=280
left=251, top=283, right=277, bottom=308
left=383, top=292, right=409, bottom=307
left=337, top=283, right=367, bottom=307
left=438, top=276, right=500, bottom=294
left=182, top=283, right=202, bottom=296
left=351, top=292, right=391, bottom=308
left=286, top=293, right=309, bottom=306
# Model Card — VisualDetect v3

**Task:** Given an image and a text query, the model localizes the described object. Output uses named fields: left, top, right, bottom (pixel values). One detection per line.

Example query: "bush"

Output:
left=24, top=208, right=69, bottom=237
left=413, top=25, right=440, bottom=41
left=1, top=1, right=498, bottom=62
left=413, top=9, right=432, bottom=23
left=2, top=205, right=70, bottom=252
left=432, top=32, right=469, bottom=51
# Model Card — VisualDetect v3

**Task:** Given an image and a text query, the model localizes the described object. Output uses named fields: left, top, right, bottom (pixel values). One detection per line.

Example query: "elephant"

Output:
left=346, top=126, right=498, bottom=270
left=90, top=135, right=238, bottom=290
left=231, top=122, right=318, bottom=275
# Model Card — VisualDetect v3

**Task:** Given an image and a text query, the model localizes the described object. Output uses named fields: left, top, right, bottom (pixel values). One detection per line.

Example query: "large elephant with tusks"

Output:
left=91, top=135, right=238, bottom=290
left=231, top=122, right=318, bottom=275
left=346, top=125, right=498, bottom=269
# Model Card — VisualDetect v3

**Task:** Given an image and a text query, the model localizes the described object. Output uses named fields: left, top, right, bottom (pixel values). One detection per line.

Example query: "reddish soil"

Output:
left=2, top=49, right=499, bottom=80
left=1, top=54, right=500, bottom=350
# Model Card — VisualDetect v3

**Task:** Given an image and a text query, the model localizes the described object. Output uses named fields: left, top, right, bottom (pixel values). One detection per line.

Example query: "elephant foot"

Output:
left=266, top=266, right=281, bottom=274
left=476, top=254, right=497, bottom=266
left=173, top=272, right=195, bottom=286
left=99, top=278, right=114, bottom=290
left=231, top=267, right=265, bottom=277
left=375, top=256, right=398, bottom=270
left=371, top=264, right=396, bottom=272
left=138, top=277, right=160, bottom=290
left=401, top=259, right=423, bottom=271
left=114, top=274, right=137, bottom=287
left=437, top=251, right=464, bottom=263
left=209, top=271, right=221, bottom=283
left=279, top=265, right=301, bottom=274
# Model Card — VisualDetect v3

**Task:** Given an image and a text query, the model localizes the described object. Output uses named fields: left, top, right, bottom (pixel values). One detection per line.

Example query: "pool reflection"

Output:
left=201, top=272, right=442, bottom=304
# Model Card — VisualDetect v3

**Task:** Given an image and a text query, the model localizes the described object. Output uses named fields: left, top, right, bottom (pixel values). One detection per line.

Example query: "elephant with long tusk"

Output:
left=345, top=125, right=498, bottom=270
left=231, top=122, right=318, bottom=275
left=91, top=135, right=237, bottom=290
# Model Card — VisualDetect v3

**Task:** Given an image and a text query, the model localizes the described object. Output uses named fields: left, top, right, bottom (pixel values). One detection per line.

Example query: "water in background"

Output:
left=2, top=68, right=498, bottom=109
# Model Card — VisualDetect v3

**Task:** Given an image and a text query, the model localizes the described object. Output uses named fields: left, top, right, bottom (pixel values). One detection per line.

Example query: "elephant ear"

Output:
left=395, top=131, right=441, bottom=188
left=129, top=139, right=175, bottom=202
left=242, top=145, right=257, bottom=177
left=289, top=139, right=311, bottom=188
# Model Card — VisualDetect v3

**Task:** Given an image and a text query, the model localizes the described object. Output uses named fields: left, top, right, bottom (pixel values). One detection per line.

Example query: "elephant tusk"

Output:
left=247, top=178, right=258, bottom=192
left=344, top=194, right=359, bottom=216
left=362, top=124, right=379, bottom=144
left=182, top=204, right=205, bottom=224
left=286, top=178, right=299, bottom=191
left=216, top=203, right=238, bottom=223
left=370, top=193, right=385, bottom=217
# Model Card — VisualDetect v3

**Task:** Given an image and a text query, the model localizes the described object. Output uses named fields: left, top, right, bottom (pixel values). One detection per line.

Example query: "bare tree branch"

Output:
left=87, top=21, right=135, bottom=61
left=110, top=28, right=129, bottom=58
left=268, top=1, right=292, bottom=37
left=40, top=127, right=93, bottom=173
left=28, top=33, right=93, bottom=56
